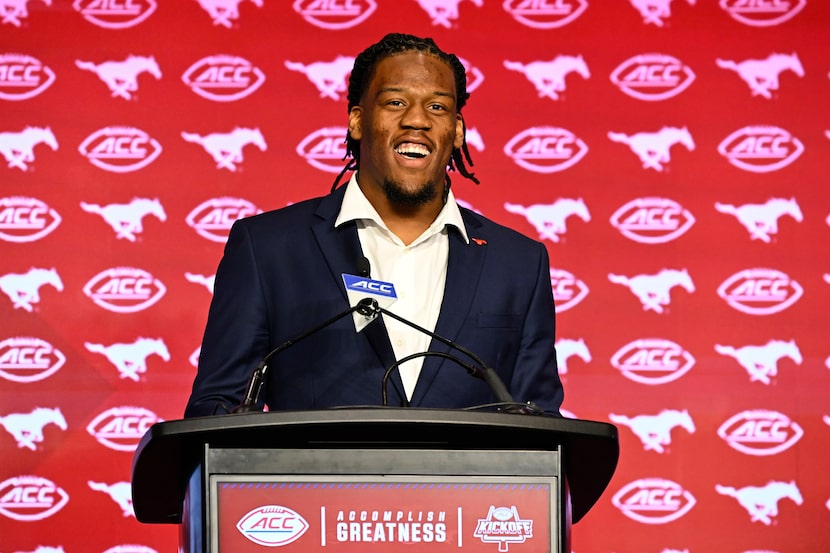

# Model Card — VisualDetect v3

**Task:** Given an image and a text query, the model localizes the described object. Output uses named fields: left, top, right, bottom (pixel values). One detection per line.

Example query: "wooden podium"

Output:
left=132, top=409, right=618, bottom=552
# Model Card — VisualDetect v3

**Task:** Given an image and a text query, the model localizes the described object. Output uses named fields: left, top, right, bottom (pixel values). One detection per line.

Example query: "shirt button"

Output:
left=395, top=339, right=404, bottom=347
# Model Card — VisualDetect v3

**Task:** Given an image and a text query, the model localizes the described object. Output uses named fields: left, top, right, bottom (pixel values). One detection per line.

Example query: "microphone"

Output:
left=360, top=299, right=539, bottom=414
left=233, top=297, right=376, bottom=413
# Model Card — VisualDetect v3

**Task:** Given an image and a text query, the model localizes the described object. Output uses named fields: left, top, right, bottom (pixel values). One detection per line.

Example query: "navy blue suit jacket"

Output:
left=184, top=186, right=563, bottom=417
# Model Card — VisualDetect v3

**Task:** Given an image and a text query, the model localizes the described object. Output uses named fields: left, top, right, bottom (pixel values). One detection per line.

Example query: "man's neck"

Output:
left=359, top=182, right=444, bottom=246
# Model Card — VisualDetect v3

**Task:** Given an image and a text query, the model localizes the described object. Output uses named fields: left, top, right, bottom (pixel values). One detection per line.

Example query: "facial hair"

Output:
left=382, top=177, right=440, bottom=207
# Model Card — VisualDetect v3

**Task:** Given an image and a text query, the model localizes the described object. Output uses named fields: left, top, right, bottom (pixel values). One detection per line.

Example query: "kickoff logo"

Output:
left=186, top=197, right=261, bottom=243
left=293, top=0, right=377, bottom=30
left=720, top=0, right=806, bottom=27
left=550, top=268, right=589, bottom=313
left=717, top=268, right=802, bottom=315
left=237, top=504, right=310, bottom=546
left=610, top=54, right=695, bottom=101
left=504, top=126, right=588, bottom=173
left=0, top=196, right=61, bottom=243
left=297, top=126, right=349, bottom=173
left=503, top=0, right=588, bottom=29
left=0, top=54, right=56, bottom=101
left=0, top=475, right=69, bottom=521
left=87, top=406, right=162, bottom=452
left=79, top=126, right=162, bottom=173
left=611, top=339, right=695, bottom=385
left=0, top=337, right=66, bottom=383
left=612, top=478, right=696, bottom=524
left=718, top=409, right=803, bottom=456
left=73, top=0, right=157, bottom=29
left=83, top=267, right=166, bottom=313
left=610, top=197, right=694, bottom=244
left=182, top=55, right=265, bottom=102
left=718, top=125, right=803, bottom=173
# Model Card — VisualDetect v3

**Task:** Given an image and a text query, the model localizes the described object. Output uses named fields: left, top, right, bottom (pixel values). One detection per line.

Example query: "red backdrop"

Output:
left=1, top=1, right=829, bottom=552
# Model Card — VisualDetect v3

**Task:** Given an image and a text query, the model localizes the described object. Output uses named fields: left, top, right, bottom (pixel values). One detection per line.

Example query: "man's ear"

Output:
left=454, top=114, right=465, bottom=149
left=348, top=107, right=363, bottom=140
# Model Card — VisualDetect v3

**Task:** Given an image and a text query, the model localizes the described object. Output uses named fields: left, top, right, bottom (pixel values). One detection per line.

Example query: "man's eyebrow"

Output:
left=376, top=86, right=455, bottom=99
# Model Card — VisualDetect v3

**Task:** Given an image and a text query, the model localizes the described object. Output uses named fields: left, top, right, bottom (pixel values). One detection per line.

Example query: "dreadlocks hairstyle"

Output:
left=331, top=33, right=479, bottom=192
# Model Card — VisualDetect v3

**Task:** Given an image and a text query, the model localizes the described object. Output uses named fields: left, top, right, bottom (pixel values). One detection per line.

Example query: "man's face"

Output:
left=348, top=51, right=465, bottom=207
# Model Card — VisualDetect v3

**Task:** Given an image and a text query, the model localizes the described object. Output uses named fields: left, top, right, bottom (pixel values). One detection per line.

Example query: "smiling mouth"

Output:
left=395, top=142, right=430, bottom=159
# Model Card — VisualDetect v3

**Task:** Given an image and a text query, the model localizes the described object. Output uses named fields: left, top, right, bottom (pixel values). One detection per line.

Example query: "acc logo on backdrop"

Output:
left=504, top=199, right=590, bottom=243
left=610, top=197, right=694, bottom=244
left=196, top=0, right=262, bottom=28
left=237, top=504, right=310, bottom=546
left=715, top=197, right=802, bottom=243
left=0, top=406, right=67, bottom=451
left=415, top=0, right=481, bottom=28
left=0, top=267, right=63, bottom=312
left=182, top=128, right=266, bottom=171
left=297, top=126, right=349, bottom=173
left=609, top=409, right=695, bottom=454
left=182, top=55, right=265, bottom=102
left=610, top=54, right=695, bottom=101
left=87, top=406, right=162, bottom=452
left=285, top=56, right=354, bottom=101
left=611, top=338, right=695, bottom=385
left=0, top=475, right=69, bottom=521
left=88, top=480, right=135, bottom=517
left=0, top=54, right=56, bottom=100
left=717, top=268, right=802, bottom=315
left=73, top=0, right=157, bottom=29
left=504, top=127, right=588, bottom=173
left=459, top=57, right=485, bottom=93
left=503, top=0, right=587, bottom=29
left=0, top=196, right=61, bottom=243
left=718, top=125, right=803, bottom=173
left=103, top=546, right=158, bottom=553
left=83, top=267, right=166, bottom=313
left=608, top=126, right=694, bottom=172
left=504, top=55, right=590, bottom=101
left=81, top=197, right=166, bottom=242
left=715, top=480, right=802, bottom=525
left=608, top=268, right=694, bottom=313
left=85, top=337, right=170, bottom=382
left=0, top=126, right=58, bottom=171
left=718, top=410, right=803, bottom=456
left=0, top=337, right=66, bottom=383
left=79, top=126, right=162, bottom=173
left=75, top=55, right=161, bottom=100
left=714, top=339, right=802, bottom=385
left=186, top=197, right=261, bottom=243
left=716, top=53, right=804, bottom=99
left=612, top=478, right=696, bottom=524
left=720, top=0, right=805, bottom=27
left=555, top=337, right=591, bottom=375
left=629, top=0, right=694, bottom=27
left=549, top=268, right=589, bottom=313
left=293, top=0, right=376, bottom=29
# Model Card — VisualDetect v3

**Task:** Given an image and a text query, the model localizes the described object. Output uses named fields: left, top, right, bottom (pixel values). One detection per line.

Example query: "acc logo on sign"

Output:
left=0, top=475, right=69, bottom=521
left=0, top=337, right=66, bottom=383
left=0, top=196, right=61, bottom=243
left=79, top=126, right=162, bottom=173
left=717, top=268, right=802, bottom=315
left=0, top=54, right=56, bottom=101
left=182, top=55, right=265, bottom=102
left=720, top=0, right=805, bottom=27
left=297, top=126, right=349, bottom=173
left=718, top=410, right=803, bottom=456
left=550, top=268, right=589, bottom=313
left=610, top=53, right=695, bottom=101
left=73, top=0, right=157, bottom=29
left=505, top=127, right=588, bottom=173
left=718, top=126, right=803, bottom=173
left=503, top=0, right=587, bottom=29
left=186, top=197, right=261, bottom=243
left=612, top=478, right=696, bottom=524
left=87, top=406, right=162, bottom=452
left=610, top=197, right=694, bottom=244
left=237, top=504, right=310, bottom=546
left=293, top=0, right=376, bottom=30
left=611, top=339, right=695, bottom=385
left=83, top=267, right=166, bottom=313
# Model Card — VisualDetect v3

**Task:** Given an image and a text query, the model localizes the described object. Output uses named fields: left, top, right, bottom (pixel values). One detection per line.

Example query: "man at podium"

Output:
left=184, top=33, right=563, bottom=418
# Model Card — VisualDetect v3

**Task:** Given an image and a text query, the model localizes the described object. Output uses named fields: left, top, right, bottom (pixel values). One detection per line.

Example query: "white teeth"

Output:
left=395, top=143, right=429, bottom=157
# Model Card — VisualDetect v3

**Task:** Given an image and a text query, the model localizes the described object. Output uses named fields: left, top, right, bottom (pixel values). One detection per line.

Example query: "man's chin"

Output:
left=382, top=178, right=440, bottom=207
